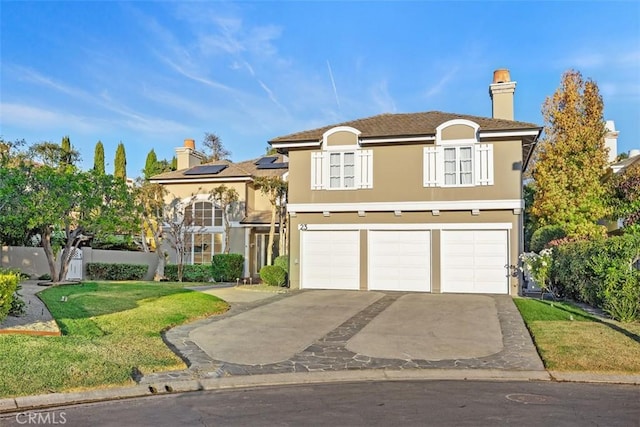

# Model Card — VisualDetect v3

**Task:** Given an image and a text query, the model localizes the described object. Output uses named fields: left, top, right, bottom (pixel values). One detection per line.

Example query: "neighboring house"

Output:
left=611, top=150, right=640, bottom=175
left=269, top=69, right=542, bottom=295
left=606, top=145, right=640, bottom=233
left=150, top=139, right=287, bottom=278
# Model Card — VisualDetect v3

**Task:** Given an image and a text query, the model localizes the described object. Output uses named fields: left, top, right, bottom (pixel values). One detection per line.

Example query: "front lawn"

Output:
left=514, top=298, right=640, bottom=373
left=0, top=282, right=228, bottom=398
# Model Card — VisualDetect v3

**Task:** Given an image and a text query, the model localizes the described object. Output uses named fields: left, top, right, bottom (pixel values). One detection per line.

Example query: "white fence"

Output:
left=0, top=246, right=158, bottom=281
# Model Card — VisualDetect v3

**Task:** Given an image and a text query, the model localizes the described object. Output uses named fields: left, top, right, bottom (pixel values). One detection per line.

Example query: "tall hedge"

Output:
left=86, top=263, right=148, bottom=281
left=552, top=233, right=640, bottom=321
left=211, top=254, right=244, bottom=282
left=164, top=264, right=212, bottom=282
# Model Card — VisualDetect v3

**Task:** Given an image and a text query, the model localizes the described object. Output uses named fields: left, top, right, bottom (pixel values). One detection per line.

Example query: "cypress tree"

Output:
left=94, top=141, right=105, bottom=174
left=114, top=142, right=127, bottom=180
left=143, top=149, right=159, bottom=180
left=61, top=136, right=72, bottom=166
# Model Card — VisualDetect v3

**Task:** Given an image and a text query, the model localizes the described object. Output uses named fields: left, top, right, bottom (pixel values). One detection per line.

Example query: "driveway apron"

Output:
left=189, top=290, right=383, bottom=365
left=346, top=294, right=503, bottom=360
left=146, top=289, right=544, bottom=384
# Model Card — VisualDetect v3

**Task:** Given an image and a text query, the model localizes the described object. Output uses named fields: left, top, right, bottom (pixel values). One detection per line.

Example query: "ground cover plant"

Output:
left=514, top=298, right=640, bottom=372
left=0, top=282, right=228, bottom=398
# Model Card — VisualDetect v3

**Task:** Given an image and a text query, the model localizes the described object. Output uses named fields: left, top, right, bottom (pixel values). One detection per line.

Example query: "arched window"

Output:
left=182, top=199, right=224, bottom=264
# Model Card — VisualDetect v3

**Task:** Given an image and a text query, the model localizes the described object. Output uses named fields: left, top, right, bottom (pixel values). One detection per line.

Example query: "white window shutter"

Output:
left=423, top=146, right=441, bottom=187
left=475, top=144, right=494, bottom=186
left=310, top=152, right=325, bottom=189
left=357, top=150, right=373, bottom=188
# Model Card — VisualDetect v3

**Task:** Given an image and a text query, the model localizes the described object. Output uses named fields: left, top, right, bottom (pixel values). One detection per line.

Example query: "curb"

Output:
left=3, top=368, right=639, bottom=415
left=0, top=369, right=553, bottom=414
left=548, top=371, right=640, bottom=385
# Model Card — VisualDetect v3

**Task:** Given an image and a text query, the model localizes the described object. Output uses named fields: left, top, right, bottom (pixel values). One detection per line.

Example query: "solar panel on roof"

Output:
left=254, top=156, right=278, bottom=165
left=256, top=162, right=288, bottom=170
left=184, top=164, right=228, bottom=175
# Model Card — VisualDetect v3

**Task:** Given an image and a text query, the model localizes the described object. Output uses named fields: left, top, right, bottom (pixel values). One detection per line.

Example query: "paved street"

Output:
left=2, top=380, right=638, bottom=426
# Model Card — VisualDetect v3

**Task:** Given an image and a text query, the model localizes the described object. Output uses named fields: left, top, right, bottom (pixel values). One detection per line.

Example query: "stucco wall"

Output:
left=288, top=139, right=523, bottom=204
left=0, top=246, right=157, bottom=280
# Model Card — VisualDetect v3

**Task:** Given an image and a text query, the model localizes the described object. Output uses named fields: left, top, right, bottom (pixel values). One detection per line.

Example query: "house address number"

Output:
left=298, top=224, right=308, bottom=231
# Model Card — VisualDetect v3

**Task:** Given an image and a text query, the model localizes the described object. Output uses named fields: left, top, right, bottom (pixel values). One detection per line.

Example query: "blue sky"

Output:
left=2, top=1, right=639, bottom=178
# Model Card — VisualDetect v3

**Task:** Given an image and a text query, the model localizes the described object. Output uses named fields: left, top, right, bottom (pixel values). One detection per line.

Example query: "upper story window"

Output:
left=329, top=152, right=356, bottom=188
left=444, top=146, right=473, bottom=186
left=424, top=119, right=494, bottom=188
left=184, top=201, right=223, bottom=227
left=311, top=127, right=373, bottom=190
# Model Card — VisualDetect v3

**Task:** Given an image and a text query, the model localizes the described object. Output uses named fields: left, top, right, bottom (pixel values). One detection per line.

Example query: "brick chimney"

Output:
left=176, top=138, right=204, bottom=170
left=489, top=69, right=516, bottom=121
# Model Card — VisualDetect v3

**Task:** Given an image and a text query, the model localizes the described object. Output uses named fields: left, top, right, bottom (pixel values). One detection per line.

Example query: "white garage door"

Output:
left=301, top=230, right=360, bottom=290
left=368, top=230, right=431, bottom=292
left=441, top=230, right=509, bottom=294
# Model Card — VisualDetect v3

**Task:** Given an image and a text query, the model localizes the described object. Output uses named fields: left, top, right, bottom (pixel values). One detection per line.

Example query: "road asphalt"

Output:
left=1, top=284, right=638, bottom=414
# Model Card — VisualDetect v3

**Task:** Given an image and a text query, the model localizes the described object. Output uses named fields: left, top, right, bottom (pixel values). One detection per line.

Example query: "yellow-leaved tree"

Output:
left=531, top=69, right=610, bottom=238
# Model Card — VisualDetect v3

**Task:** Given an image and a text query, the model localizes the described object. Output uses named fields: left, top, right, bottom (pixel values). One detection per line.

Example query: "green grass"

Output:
left=0, top=282, right=228, bottom=398
left=515, top=297, right=640, bottom=373
left=513, top=298, right=595, bottom=322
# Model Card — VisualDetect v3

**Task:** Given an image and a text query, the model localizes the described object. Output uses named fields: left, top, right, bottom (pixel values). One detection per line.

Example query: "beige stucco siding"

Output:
left=327, top=131, right=358, bottom=146
left=288, top=140, right=523, bottom=204
left=288, top=210, right=521, bottom=295
left=162, top=182, right=248, bottom=204
left=441, top=124, right=475, bottom=140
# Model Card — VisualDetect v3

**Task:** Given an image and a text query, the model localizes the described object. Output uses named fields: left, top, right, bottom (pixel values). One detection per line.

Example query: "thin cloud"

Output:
left=1, top=103, right=96, bottom=132
left=258, top=79, right=289, bottom=114
left=371, top=80, right=397, bottom=113
left=327, top=60, right=341, bottom=109
left=425, top=67, right=459, bottom=98
left=159, top=55, right=233, bottom=92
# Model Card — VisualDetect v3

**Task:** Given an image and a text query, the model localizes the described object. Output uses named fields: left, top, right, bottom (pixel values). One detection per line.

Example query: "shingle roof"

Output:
left=612, top=154, right=640, bottom=173
left=150, top=154, right=288, bottom=181
left=240, top=210, right=278, bottom=225
left=269, top=111, right=540, bottom=143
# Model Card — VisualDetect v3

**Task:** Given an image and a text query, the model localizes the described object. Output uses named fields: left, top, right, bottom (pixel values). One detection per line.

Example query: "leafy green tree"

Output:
left=202, top=132, right=230, bottom=162
left=135, top=181, right=167, bottom=279
left=1, top=159, right=137, bottom=281
left=0, top=138, right=27, bottom=168
left=0, top=164, right=31, bottom=245
left=171, top=156, right=177, bottom=170
left=523, top=182, right=537, bottom=251
left=255, top=176, right=288, bottom=264
left=114, top=142, right=127, bottom=180
left=143, top=149, right=159, bottom=180
left=531, top=69, right=609, bottom=237
left=94, top=141, right=105, bottom=174
left=210, top=185, right=239, bottom=253
left=610, top=163, right=640, bottom=233
left=29, top=141, right=80, bottom=169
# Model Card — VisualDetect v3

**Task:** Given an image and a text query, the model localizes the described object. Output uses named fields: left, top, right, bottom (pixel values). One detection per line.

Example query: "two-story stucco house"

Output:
left=150, top=140, right=287, bottom=279
left=269, top=69, right=541, bottom=295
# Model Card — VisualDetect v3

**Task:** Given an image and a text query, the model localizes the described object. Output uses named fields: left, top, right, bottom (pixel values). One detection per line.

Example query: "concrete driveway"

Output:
left=184, top=289, right=544, bottom=374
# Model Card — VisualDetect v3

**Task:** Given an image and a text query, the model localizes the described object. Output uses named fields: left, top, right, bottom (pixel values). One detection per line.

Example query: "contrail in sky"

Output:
left=327, top=60, right=340, bottom=109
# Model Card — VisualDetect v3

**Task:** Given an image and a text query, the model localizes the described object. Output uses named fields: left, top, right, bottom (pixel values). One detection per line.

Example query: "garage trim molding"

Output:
left=298, top=223, right=513, bottom=231
left=288, top=199, right=523, bottom=214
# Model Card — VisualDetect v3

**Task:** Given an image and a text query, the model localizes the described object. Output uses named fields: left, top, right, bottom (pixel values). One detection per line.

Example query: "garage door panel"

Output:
left=441, top=230, right=508, bottom=294
left=302, top=230, right=360, bottom=290
left=369, top=230, right=431, bottom=292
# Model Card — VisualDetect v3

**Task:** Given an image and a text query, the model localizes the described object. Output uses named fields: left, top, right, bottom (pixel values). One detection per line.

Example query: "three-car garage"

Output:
left=299, top=226, right=510, bottom=294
